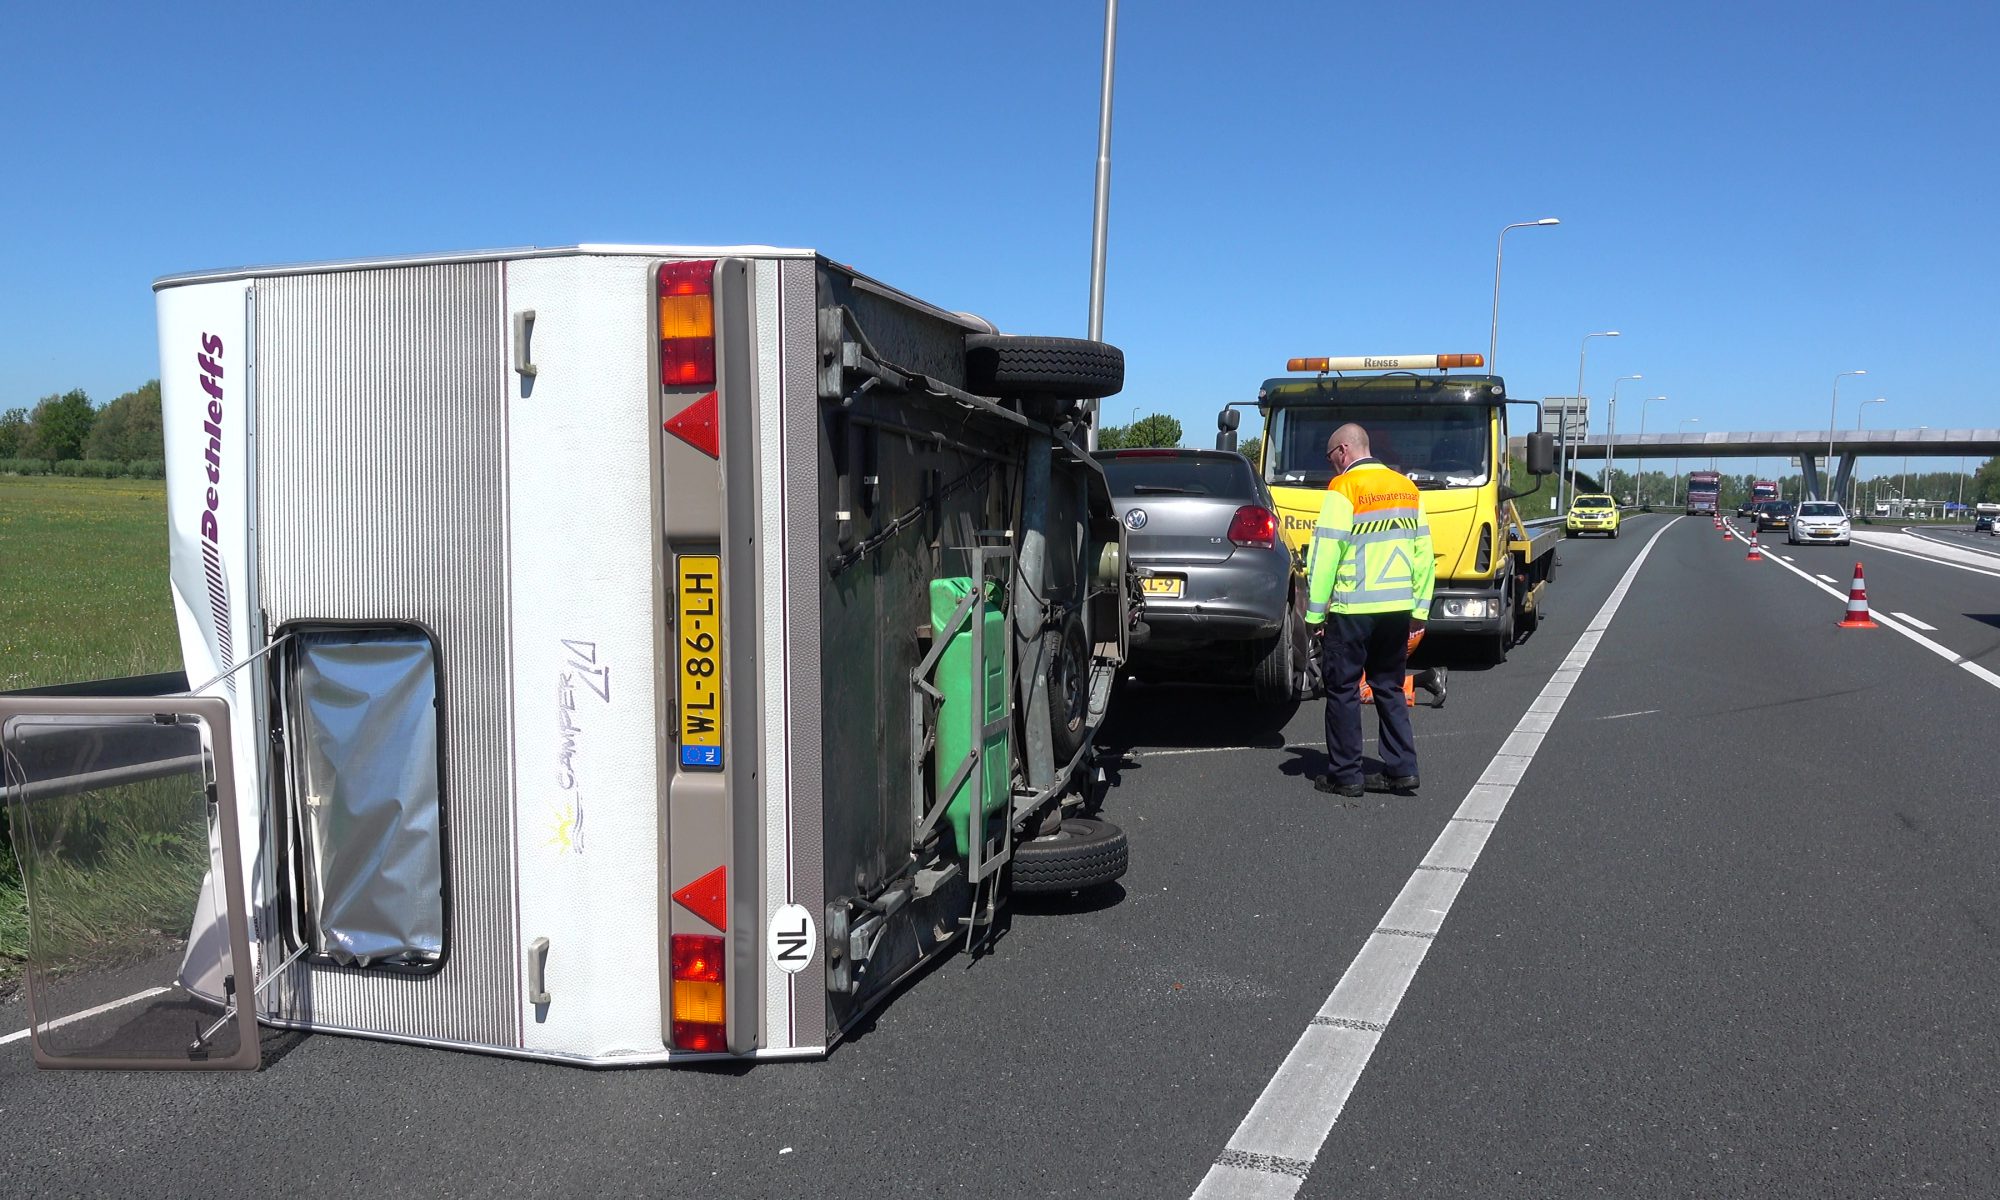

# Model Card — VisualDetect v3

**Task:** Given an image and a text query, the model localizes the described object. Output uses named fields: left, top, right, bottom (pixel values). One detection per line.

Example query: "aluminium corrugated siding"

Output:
left=256, top=262, right=519, bottom=1048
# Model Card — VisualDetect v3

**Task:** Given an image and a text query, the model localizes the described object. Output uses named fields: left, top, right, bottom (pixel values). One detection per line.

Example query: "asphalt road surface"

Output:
left=5, top=513, right=1996, bottom=1197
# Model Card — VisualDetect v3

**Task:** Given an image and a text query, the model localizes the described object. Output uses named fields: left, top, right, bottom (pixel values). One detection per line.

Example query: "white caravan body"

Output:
left=16, top=244, right=1127, bottom=1067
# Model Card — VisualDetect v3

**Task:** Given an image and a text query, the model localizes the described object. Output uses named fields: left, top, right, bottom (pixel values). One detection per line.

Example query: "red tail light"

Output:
left=658, top=260, right=716, bottom=388
left=670, top=933, right=726, bottom=1052
left=1228, top=505, right=1278, bottom=549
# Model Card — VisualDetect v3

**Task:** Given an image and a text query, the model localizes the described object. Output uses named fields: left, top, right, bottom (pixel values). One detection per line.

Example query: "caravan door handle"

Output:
left=527, top=936, right=551, bottom=1006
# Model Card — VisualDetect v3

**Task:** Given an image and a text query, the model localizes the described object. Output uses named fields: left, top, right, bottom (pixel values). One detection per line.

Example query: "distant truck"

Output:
left=1686, top=470, right=1721, bottom=515
left=1, top=244, right=1141, bottom=1070
left=1222, top=353, right=1558, bottom=665
left=1740, top=479, right=1777, bottom=516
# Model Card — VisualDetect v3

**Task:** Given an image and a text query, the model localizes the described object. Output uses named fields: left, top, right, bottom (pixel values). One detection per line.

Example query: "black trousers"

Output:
left=1320, top=610, right=1418, bottom=784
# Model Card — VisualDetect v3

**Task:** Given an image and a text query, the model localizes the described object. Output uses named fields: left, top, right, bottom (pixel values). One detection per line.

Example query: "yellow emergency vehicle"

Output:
left=1219, top=354, right=1558, bottom=663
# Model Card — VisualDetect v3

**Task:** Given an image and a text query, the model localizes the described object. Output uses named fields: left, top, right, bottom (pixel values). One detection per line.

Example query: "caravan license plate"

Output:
left=1141, top=575, right=1185, bottom=599
left=677, top=554, right=724, bottom=769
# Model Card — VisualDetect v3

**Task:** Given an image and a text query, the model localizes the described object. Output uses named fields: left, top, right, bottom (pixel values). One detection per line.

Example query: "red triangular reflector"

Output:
left=664, top=390, right=720, bottom=459
left=672, top=865, right=728, bottom=931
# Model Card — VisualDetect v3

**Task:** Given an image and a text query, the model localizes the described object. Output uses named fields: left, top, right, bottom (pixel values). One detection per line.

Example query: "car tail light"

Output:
left=658, top=260, right=716, bottom=387
left=670, top=933, right=726, bottom=1052
left=1228, top=505, right=1278, bottom=549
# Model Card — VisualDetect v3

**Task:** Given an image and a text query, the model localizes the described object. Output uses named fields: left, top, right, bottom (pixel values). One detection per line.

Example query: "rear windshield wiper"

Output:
left=1130, top=485, right=1206, bottom=495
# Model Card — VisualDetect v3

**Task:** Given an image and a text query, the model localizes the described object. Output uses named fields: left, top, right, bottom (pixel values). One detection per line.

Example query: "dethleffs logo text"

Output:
left=196, top=334, right=234, bottom=675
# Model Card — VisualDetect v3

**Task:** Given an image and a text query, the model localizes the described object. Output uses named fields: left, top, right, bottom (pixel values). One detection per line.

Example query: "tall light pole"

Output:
left=1825, top=369, right=1865, bottom=499
left=1565, top=330, right=1620, bottom=510
left=1084, top=0, right=1119, bottom=450
left=1607, top=374, right=1642, bottom=499
left=1853, top=397, right=1886, bottom=509
left=1489, top=217, right=1560, bottom=372
left=1636, top=395, right=1664, bottom=506
left=1671, top=417, right=1699, bottom=507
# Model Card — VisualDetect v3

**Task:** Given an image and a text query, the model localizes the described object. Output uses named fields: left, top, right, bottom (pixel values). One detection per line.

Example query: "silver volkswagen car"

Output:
left=1095, top=448, right=1312, bottom=704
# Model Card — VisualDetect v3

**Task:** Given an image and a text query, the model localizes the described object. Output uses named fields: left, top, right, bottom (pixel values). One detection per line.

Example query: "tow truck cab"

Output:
left=1221, top=354, right=1557, bottom=662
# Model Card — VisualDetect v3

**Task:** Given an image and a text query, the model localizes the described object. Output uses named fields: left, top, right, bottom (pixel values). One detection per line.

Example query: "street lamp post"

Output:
left=1565, top=331, right=1620, bottom=511
left=1671, top=417, right=1699, bottom=508
left=1852, top=397, right=1886, bottom=509
left=1825, top=369, right=1866, bottom=500
left=1488, top=217, right=1560, bottom=372
left=1636, top=395, right=1664, bottom=506
left=1607, top=374, right=1642, bottom=500
left=1083, top=0, right=1119, bottom=450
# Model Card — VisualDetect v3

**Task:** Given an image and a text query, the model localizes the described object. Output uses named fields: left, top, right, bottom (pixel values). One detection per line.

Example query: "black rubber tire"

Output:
left=1517, top=582, right=1541, bottom=635
left=1012, top=817, right=1128, bottom=893
left=1487, top=578, right=1515, bottom=664
left=965, top=334, right=1125, bottom=402
left=1045, top=615, right=1090, bottom=767
left=1564, top=529, right=1576, bottom=538
left=1251, top=608, right=1296, bottom=705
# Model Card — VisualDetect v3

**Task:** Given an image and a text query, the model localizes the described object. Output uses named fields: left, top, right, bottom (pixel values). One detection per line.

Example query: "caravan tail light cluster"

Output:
left=658, top=260, right=717, bottom=387
left=670, top=933, right=726, bottom=1052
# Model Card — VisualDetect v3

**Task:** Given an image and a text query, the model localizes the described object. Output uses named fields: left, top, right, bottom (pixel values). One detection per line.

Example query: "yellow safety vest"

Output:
left=1305, top=459, right=1436, bottom=623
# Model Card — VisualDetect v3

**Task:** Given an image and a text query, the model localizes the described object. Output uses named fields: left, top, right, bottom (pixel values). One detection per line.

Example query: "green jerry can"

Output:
left=929, top=577, right=1012, bottom=857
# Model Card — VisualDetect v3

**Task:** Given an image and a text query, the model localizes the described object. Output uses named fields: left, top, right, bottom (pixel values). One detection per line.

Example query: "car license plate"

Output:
left=1813, top=529, right=1834, bottom=537
left=1141, top=575, right=1185, bottom=600
left=677, top=553, right=724, bottom=769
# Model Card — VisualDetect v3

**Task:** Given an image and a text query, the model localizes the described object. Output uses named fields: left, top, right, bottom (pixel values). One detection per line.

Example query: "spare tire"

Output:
left=1012, top=817, right=1128, bottom=894
left=965, top=334, right=1125, bottom=402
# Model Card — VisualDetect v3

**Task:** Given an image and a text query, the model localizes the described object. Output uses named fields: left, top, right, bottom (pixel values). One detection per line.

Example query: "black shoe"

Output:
left=1313, top=775, right=1365, bottom=798
left=1418, top=666, right=1448, bottom=709
left=1364, top=773, right=1420, bottom=794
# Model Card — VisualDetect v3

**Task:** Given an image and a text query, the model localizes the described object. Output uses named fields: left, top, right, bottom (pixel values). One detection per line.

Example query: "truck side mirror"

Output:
left=1526, top=432, right=1556, bottom=476
left=1215, top=407, right=1240, bottom=451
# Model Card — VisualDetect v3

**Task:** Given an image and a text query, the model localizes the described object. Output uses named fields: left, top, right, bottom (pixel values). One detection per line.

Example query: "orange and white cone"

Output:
left=1746, top=531, right=1762, bottom=561
left=1838, top=562, right=1878, bottom=628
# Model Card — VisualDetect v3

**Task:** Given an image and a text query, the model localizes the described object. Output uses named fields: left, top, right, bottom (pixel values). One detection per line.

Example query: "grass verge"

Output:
left=1, top=475, right=180, bottom=997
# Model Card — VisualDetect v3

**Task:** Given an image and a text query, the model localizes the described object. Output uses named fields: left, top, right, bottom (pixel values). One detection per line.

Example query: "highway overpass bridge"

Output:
left=1548, top=427, right=2000, bottom=500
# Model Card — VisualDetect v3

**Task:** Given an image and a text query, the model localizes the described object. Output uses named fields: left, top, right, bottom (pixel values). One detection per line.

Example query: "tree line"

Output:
left=0, top=382, right=165, bottom=478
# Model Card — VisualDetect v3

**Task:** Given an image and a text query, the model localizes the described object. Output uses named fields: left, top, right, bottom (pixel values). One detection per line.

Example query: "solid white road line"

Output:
left=1899, top=526, right=2000, bottom=561
left=1891, top=613, right=1937, bottom=631
left=1853, top=533, right=2000, bottom=580
left=1189, top=518, right=1684, bottom=1200
left=0, top=986, right=171, bottom=1047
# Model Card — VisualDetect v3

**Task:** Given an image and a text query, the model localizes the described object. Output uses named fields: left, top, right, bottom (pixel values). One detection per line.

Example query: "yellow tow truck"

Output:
left=1218, top=353, right=1559, bottom=663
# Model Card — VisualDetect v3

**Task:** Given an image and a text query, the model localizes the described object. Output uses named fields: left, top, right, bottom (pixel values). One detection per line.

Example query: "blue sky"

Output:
left=5, top=0, right=1996, bottom=483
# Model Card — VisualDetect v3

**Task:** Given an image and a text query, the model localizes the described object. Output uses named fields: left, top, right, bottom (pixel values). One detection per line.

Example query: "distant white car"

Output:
left=1788, top=500, right=1851, bottom=546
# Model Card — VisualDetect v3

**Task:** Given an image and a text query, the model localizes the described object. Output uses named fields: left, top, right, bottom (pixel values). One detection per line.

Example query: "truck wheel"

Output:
left=965, top=335, right=1125, bottom=403
left=1012, top=817, right=1128, bottom=893
left=1045, top=615, right=1090, bottom=767
left=1251, top=609, right=1296, bottom=705
left=1487, top=580, right=1515, bottom=664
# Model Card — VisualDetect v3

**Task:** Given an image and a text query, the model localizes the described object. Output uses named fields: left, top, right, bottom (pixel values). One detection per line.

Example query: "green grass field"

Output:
left=1, top=475, right=181, bottom=993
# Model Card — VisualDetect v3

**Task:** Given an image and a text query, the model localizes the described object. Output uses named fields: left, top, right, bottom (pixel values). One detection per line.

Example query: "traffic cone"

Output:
left=1746, top=531, right=1762, bottom=561
left=1837, top=562, right=1878, bottom=628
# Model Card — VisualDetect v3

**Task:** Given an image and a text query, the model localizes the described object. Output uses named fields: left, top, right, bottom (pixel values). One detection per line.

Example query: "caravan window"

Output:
left=282, top=626, right=447, bottom=971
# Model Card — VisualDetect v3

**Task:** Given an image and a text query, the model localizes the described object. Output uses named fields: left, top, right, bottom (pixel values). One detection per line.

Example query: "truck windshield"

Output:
left=1269, top=405, right=1489, bottom=489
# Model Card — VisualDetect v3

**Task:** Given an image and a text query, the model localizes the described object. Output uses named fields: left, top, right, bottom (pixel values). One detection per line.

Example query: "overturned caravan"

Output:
left=0, top=245, right=1135, bottom=1068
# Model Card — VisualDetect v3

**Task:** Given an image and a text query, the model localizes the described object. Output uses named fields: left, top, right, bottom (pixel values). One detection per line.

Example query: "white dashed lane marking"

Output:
left=1891, top=613, right=1937, bottom=631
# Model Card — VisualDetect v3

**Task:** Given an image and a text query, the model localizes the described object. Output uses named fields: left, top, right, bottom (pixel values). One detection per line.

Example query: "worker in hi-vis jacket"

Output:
left=1303, top=423, right=1436, bottom=798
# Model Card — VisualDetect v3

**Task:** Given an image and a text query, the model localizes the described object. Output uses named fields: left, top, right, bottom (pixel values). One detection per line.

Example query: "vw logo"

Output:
left=1124, top=508, right=1148, bottom=530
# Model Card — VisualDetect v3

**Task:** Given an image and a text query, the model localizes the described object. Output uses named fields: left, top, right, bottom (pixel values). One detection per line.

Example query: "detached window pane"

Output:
left=290, top=629, right=445, bottom=969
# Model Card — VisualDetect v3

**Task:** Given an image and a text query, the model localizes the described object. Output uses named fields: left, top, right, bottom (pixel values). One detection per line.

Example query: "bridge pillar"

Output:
left=1831, top=452, right=1859, bottom=508
left=1800, top=455, right=1824, bottom=501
